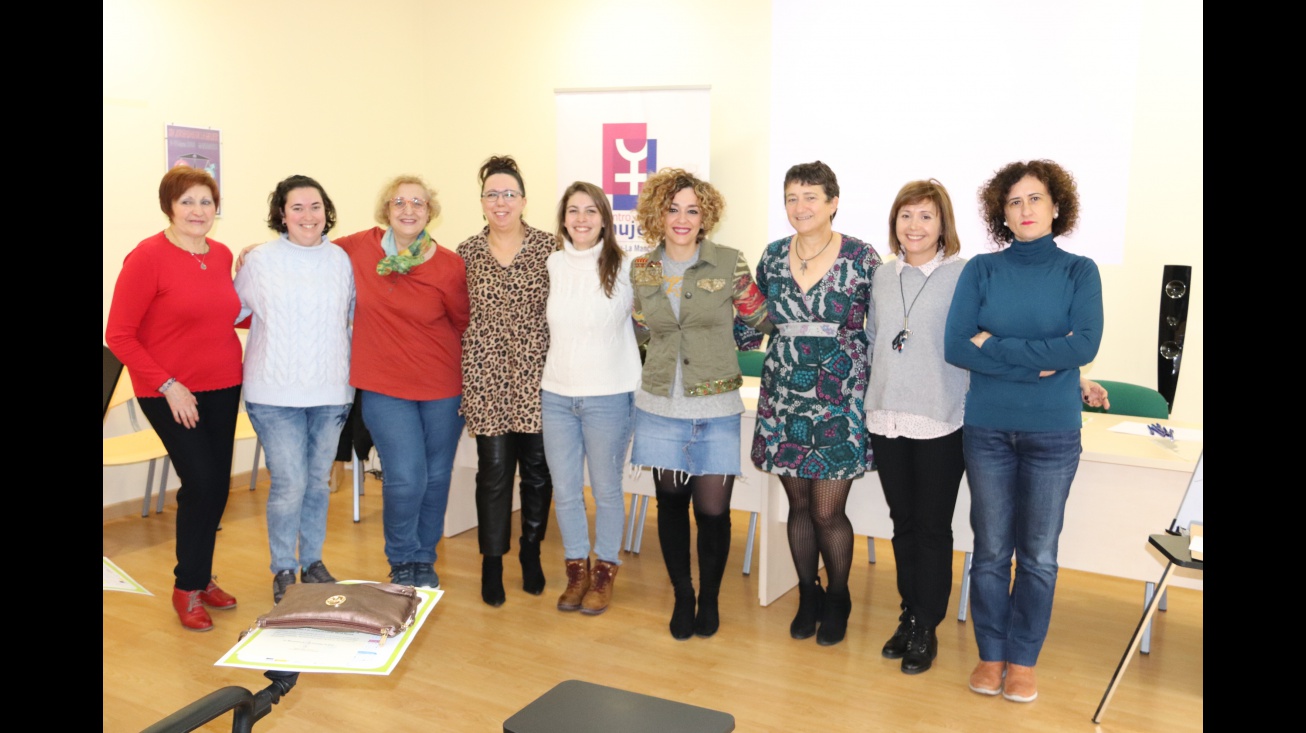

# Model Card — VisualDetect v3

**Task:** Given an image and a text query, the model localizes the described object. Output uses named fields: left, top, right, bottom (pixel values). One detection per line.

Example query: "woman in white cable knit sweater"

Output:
left=541, top=181, right=642, bottom=616
left=235, top=174, right=355, bottom=605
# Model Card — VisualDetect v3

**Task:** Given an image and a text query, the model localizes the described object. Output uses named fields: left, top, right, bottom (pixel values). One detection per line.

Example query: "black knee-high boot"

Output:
left=517, top=432, right=552, bottom=595
left=693, top=510, right=731, bottom=638
left=656, top=488, right=695, bottom=640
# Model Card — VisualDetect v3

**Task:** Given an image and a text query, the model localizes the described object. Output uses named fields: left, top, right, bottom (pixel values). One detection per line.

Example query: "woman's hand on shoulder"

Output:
left=234, top=243, right=263, bottom=272
left=163, top=381, right=200, bottom=428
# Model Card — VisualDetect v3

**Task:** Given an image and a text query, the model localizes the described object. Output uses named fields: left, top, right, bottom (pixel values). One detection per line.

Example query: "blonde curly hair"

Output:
left=635, top=168, right=725, bottom=246
left=373, top=174, right=441, bottom=227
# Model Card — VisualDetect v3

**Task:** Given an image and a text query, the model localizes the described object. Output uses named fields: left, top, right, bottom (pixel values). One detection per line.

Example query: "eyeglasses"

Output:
left=481, top=190, right=522, bottom=202
left=390, top=197, right=428, bottom=212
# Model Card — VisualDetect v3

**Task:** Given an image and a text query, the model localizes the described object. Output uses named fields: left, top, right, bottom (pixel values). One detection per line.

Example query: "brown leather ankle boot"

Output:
left=557, top=558, right=590, bottom=611
left=581, top=560, right=619, bottom=615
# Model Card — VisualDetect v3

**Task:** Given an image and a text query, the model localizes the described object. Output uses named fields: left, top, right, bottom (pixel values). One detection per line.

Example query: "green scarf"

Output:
left=376, top=229, right=432, bottom=275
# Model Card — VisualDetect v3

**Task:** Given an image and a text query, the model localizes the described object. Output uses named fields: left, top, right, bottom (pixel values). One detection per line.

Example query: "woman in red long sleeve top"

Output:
left=333, top=175, right=470, bottom=591
left=105, top=166, right=242, bottom=632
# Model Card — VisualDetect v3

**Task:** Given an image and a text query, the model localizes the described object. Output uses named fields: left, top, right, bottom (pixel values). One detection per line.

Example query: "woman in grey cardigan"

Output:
left=865, top=179, right=969, bottom=676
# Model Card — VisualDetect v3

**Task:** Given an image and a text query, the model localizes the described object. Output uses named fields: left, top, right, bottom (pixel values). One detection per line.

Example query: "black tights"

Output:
left=654, top=471, right=734, bottom=589
left=780, top=476, right=854, bottom=594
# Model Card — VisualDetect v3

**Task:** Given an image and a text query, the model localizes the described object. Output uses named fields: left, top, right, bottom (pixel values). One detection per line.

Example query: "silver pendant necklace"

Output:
left=166, top=228, right=208, bottom=269
left=795, top=231, right=834, bottom=274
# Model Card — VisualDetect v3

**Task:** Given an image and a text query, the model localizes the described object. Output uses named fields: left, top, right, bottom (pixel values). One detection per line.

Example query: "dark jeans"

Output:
left=475, top=432, right=553, bottom=556
left=871, top=429, right=965, bottom=628
left=964, top=425, right=1080, bottom=667
left=137, top=385, right=241, bottom=590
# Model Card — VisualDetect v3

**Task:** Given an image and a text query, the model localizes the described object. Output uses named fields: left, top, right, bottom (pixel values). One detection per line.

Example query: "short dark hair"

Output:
left=783, top=161, right=839, bottom=221
left=887, top=179, right=961, bottom=258
left=266, top=175, right=337, bottom=235
left=978, top=159, right=1080, bottom=245
left=158, top=165, right=220, bottom=217
left=479, top=155, right=525, bottom=196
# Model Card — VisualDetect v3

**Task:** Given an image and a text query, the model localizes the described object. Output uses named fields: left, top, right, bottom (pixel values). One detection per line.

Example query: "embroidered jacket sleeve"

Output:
left=731, top=250, right=771, bottom=349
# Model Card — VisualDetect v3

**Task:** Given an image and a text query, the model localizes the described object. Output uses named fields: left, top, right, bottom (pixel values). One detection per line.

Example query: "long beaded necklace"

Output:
left=892, top=269, right=933, bottom=352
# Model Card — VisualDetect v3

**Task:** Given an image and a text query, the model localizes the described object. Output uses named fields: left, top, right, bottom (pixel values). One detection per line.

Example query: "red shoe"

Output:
left=172, top=587, right=214, bottom=632
left=199, top=580, right=237, bottom=610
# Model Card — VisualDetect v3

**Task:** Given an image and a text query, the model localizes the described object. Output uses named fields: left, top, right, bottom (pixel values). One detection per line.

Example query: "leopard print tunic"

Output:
left=457, top=222, right=553, bottom=436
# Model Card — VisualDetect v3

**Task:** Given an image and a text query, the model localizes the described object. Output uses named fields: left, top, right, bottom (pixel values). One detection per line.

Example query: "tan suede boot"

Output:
left=580, top=560, right=619, bottom=615
left=328, top=460, right=347, bottom=494
left=557, top=558, right=590, bottom=611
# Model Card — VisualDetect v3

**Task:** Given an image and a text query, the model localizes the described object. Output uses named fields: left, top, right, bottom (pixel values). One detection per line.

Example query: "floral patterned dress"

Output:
left=750, top=234, right=880, bottom=479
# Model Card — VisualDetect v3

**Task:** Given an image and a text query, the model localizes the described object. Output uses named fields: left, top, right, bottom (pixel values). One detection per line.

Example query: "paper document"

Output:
left=104, top=557, right=151, bottom=595
left=1108, top=422, right=1203, bottom=442
left=215, top=583, right=441, bottom=675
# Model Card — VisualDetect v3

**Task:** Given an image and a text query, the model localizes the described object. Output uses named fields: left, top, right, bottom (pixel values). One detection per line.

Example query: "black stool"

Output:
left=505, top=680, right=734, bottom=733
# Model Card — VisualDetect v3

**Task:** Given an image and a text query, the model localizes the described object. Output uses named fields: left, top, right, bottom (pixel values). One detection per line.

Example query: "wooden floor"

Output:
left=103, top=472, right=1203, bottom=732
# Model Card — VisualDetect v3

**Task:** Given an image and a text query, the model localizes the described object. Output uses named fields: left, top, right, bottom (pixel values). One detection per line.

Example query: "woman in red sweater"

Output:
left=333, top=175, right=470, bottom=590
left=106, top=166, right=243, bottom=632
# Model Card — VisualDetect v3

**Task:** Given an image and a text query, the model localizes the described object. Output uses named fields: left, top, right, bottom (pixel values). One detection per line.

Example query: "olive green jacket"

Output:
left=631, top=239, right=771, bottom=397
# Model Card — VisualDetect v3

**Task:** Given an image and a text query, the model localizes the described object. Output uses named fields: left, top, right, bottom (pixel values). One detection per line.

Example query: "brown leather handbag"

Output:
left=253, top=582, right=420, bottom=647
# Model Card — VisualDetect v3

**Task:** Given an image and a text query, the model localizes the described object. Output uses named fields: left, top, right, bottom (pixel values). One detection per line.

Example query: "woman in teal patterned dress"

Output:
left=751, top=161, right=880, bottom=646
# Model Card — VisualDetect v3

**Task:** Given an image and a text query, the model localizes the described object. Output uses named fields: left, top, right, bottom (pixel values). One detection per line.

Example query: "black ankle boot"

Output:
left=817, top=586, right=851, bottom=646
left=519, top=538, right=545, bottom=595
left=790, top=578, right=825, bottom=640
left=481, top=555, right=506, bottom=607
left=670, top=584, right=696, bottom=640
left=881, top=608, right=913, bottom=659
left=901, top=620, right=938, bottom=675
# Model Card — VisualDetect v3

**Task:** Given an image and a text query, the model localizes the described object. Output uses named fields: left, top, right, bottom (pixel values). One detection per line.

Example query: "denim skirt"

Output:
left=631, top=408, right=741, bottom=477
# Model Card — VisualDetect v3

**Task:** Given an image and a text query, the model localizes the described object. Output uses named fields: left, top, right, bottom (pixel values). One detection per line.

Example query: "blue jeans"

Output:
left=361, top=391, right=464, bottom=566
left=246, top=402, right=353, bottom=574
left=964, top=425, right=1081, bottom=667
left=541, top=390, right=634, bottom=563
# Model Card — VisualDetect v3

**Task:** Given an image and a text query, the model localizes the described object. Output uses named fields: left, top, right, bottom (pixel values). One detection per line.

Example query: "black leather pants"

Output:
left=475, top=432, right=553, bottom=556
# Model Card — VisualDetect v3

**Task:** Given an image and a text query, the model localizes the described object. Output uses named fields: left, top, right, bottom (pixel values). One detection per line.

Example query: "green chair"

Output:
left=737, top=349, right=764, bottom=378
left=1082, top=379, right=1169, bottom=419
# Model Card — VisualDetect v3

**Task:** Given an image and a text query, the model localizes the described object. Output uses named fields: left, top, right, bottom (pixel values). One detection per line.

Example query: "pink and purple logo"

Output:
left=603, top=123, right=657, bottom=211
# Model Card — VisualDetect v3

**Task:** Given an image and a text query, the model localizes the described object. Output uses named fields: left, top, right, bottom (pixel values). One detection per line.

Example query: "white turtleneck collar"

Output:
left=562, top=238, right=604, bottom=268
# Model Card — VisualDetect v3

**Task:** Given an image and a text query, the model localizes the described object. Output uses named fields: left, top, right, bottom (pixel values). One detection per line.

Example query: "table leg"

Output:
left=1092, top=561, right=1176, bottom=724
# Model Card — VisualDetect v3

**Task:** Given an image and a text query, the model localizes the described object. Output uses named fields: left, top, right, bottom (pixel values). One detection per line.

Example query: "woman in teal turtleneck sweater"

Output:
left=944, top=159, right=1103, bottom=704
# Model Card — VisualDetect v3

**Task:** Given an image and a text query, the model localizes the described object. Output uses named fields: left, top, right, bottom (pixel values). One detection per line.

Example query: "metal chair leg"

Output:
left=352, top=449, right=362, bottom=523
left=156, top=458, right=170, bottom=514
left=742, top=511, right=757, bottom=575
left=1141, top=581, right=1155, bottom=654
left=623, top=494, right=639, bottom=552
left=867, top=536, right=876, bottom=563
left=249, top=439, right=262, bottom=491
left=632, top=496, right=649, bottom=554
left=142, top=459, right=158, bottom=517
left=958, top=551, right=973, bottom=622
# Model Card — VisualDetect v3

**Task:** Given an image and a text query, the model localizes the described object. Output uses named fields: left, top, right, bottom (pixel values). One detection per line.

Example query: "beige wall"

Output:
left=103, top=0, right=1201, bottom=506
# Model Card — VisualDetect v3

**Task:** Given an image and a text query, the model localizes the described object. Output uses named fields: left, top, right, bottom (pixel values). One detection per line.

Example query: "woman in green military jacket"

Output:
left=629, top=168, right=770, bottom=640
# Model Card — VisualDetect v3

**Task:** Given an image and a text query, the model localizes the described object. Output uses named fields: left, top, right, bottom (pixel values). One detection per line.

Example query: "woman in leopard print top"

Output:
left=457, top=155, right=554, bottom=607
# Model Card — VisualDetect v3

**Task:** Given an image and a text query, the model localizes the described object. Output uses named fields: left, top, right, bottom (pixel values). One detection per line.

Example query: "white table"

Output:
left=754, top=413, right=1204, bottom=606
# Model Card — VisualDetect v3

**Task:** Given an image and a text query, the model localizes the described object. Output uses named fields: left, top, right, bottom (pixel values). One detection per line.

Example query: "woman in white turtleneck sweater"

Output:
left=540, top=181, right=642, bottom=617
